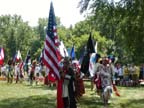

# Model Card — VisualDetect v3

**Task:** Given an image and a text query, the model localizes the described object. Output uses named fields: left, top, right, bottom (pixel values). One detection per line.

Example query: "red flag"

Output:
left=0, top=48, right=4, bottom=65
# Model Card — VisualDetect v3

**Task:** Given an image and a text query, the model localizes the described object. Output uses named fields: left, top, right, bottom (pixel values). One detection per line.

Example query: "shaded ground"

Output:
left=0, top=81, right=144, bottom=108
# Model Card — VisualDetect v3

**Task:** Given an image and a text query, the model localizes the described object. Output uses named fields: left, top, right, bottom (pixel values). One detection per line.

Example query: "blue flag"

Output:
left=70, top=45, right=75, bottom=60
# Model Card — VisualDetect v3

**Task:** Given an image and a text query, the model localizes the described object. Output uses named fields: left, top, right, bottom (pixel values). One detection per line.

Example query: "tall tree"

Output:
left=79, top=0, right=144, bottom=63
left=0, top=15, right=34, bottom=61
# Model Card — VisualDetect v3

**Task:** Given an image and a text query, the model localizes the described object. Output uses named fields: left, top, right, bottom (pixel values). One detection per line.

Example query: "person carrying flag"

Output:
left=60, top=57, right=77, bottom=108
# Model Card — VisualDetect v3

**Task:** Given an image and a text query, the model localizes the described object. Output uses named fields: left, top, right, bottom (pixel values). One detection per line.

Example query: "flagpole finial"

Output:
left=50, top=0, right=53, bottom=4
left=50, top=0, right=54, bottom=6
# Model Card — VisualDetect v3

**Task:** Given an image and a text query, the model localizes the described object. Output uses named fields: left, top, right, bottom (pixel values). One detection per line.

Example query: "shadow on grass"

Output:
left=0, top=91, right=143, bottom=108
left=118, top=98, right=144, bottom=108
left=78, top=94, right=104, bottom=108
left=79, top=97, right=144, bottom=108
left=0, top=95, right=56, bottom=108
left=83, top=80, right=92, bottom=89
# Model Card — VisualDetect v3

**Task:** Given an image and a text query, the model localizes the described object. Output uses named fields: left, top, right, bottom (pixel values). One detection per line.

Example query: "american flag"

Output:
left=43, top=2, right=61, bottom=80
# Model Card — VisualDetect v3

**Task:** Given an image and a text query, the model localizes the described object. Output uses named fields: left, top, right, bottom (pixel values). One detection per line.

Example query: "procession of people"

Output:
left=0, top=2, right=144, bottom=108
left=0, top=52, right=144, bottom=108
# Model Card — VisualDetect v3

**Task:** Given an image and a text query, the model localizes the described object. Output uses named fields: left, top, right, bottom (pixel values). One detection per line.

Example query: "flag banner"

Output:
left=67, top=48, right=71, bottom=57
left=25, top=50, right=31, bottom=65
left=87, top=33, right=95, bottom=54
left=89, top=53, right=96, bottom=78
left=70, top=45, right=76, bottom=60
left=17, top=50, right=22, bottom=61
left=80, top=33, right=95, bottom=76
left=59, top=41, right=69, bottom=57
left=14, top=50, right=22, bottom=62
left=78, top=46, right=86, bottom=65
left=43, top=2, right=60, bottom=80
left=0, top=48, right=4, bottom=65
left=78, top=54, right=84, bottom=65
left=80, top=54, right=90, bottom=75
left=95, top=41, right=98, bottom=53
left=39, top=49, right=44, bottom=63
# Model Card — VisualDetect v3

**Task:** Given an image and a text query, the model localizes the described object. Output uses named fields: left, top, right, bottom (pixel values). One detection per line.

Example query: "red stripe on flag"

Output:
left=45, top=39, right=57, bottom=58
left=43, top=2, right=62, bottom=81
left=53, top=29, right=57, bottom=32
left=45, top=37, right=61, bottom=62
left=44, top=48, right=59, bottom=70
left=54, top=36, right=58, bottom=40
left=43, top=57, right=59, bottom=80
left=43, top=35, right=60, bottom=80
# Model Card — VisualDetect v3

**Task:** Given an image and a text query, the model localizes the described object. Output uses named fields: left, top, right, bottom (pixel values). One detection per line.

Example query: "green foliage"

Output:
left=72, top=21, right=91, bottom=36
left=0, top=15, right=34, bottom=61
left=0, top=14, right=113, bottom=62
left=0, top=81, right=56, bottom=108
left=79, top=0, right=144, bottom=64
left=35, top=18, right=48, bottom=41
left=31, top=40, right=42, bottom=60
left=3, top=1, right=144, bottom=64
left=63, top=31, right=113, bottom=58
left=116, top=0, right=144, bottom=63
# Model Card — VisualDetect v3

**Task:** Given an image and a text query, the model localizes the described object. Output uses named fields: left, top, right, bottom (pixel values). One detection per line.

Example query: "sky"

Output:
left=0, top=0, right=85, bottom=28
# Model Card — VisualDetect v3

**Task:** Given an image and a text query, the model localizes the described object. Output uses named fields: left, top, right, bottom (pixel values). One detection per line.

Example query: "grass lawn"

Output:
left=0, top=80, right=144, bottom=108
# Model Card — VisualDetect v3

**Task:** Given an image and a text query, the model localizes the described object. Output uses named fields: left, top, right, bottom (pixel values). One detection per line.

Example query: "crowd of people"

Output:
left=112, top=63, right=144, bottom=87
left=0, top=57, right=85, bottom=108
left=0, top=59, right=42, bottom=85
left=0, top=55, right=144, bottom=108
